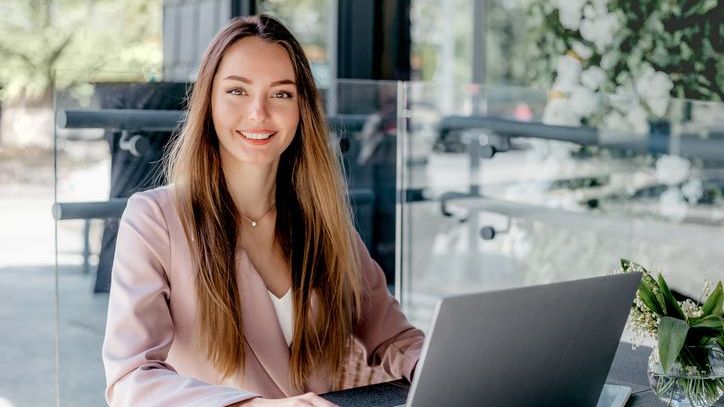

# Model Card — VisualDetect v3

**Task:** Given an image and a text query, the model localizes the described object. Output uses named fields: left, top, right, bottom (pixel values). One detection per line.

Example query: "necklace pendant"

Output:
left=250, top=221, right=257, bottom=228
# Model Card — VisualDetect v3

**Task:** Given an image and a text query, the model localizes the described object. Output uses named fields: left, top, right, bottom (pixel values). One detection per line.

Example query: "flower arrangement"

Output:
left=527, top=0, right=723, bottom=132
left=621, top=259, right=724, bottom=405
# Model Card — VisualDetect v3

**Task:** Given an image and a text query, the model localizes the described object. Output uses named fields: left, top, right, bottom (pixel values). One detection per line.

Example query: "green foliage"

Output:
left=622, top=258, right=724, bottom=374
left=657, top=274, right=687, bottom=320
left=261, top=0, right=329, bottom=49
left=638, top=277, right=664, bottom=316
left=658, top=316, right=689, bottom=373
left=688, top=315, right=724, bottom=347
left=526, top=0, right=724, bottom=101
left=0, top=0, right=162, bottom=102
left=702, top=282, right=723, bottom=317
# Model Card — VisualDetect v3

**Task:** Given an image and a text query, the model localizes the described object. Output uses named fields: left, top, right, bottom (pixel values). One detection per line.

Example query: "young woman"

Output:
left=102, top=15, right=423, bottom=407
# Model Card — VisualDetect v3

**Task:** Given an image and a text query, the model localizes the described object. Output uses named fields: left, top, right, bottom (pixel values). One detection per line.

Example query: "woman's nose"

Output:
left=247, top=95, right=269, bottom=122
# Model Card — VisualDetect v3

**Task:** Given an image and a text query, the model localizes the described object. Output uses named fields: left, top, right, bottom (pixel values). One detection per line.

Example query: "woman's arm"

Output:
left=102, top=192, right=258, bottom=406
left=352, top=235, right=425, bottom=382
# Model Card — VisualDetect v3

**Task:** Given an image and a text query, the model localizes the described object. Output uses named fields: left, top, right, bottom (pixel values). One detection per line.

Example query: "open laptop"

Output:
left=400, top=272, right=641, bottom=407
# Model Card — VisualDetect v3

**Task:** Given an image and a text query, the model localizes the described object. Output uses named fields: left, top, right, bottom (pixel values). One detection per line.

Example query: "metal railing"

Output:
left=55, top=108, right=378, bottom=281
left=58, top=109, right=369, bottom=132
left=436, top=115, right=724, bottom=161
left=52, top=190, right=375, bottom=221
left=428, top=115, right=724, bottom=243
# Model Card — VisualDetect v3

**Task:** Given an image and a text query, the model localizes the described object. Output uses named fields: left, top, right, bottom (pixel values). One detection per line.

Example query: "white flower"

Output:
left=555, top=0, right=587, bottom=30
left=634, top=66, right=673, bottom=117
left=602, top=110, right=628, bottom=132
left=572, top=41, right=593, bottom=59
left=570, top=86, right=599, bottom=117
left=559, top=8, right=582, bottom=30
left=593, top=0, right=608, bottom=11
left=681, top=178, right=703, bottom=204
left=685, top=366, right=700, bottom=375
left=552, top=54, right=582, bottom=93
left=543, top=98, right=581, bottom=126
left=628, top=292, right=660, bottom=345
left=615, top=85, right=634, bottom=97
left=656, top=155, right=691, bottom=185
left=647, top=97, right=670, bottom=118
left=580, top=10, right=621, bottom=52
left=600, top=51, right=619, bottom=70
left=626, top=101, right=650, bottom=134
left=580, top=66, right=607, bottom=90
left=659, top=187, right=688, bottom=222
left=680, top=299, right=703, bottom=319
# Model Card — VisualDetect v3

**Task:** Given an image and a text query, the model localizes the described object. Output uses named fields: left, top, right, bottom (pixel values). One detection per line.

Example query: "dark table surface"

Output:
left=322, top=343, right=724, bottom=406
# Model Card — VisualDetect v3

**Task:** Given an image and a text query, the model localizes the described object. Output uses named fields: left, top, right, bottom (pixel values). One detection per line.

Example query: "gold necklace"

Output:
left=240, top=203, right=276, bottom=228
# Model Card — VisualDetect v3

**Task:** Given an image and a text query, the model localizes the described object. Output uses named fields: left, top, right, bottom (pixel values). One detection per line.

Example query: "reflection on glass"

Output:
left=54, top=74, right=182, bottom=406
left=52, top=76, right=724, bottom=401
left=261, top=0, right=331, bottom=88
left=398, top=83, right=724, bottom=333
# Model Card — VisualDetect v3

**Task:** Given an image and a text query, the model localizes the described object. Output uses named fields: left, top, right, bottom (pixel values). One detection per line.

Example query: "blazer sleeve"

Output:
left=352, top=235, right=425, bottom=382
left=102, top=192, right=258, bottom=407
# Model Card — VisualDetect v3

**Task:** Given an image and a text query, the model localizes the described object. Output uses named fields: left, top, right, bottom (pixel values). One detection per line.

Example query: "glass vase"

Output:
left=648, top=344, right=724, bottom=407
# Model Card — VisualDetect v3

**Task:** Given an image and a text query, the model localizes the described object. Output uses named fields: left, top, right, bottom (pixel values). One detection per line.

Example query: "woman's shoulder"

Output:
left=128, top=184, right=175, bottom=205
left=124, top=184, right=178, bottom=224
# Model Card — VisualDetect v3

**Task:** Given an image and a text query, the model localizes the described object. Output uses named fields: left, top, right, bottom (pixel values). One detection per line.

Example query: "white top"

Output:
left=268, top=288, right=294, bottom=347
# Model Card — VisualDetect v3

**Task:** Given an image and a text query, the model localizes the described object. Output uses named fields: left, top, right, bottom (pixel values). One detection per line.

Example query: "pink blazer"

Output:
left=102, top=186, right=424, bottom=406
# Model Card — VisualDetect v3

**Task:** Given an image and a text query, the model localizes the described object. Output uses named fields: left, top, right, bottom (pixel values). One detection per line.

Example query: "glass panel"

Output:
left=410, top=0, right=473, bottom=83
left=398, top=83, right=724, bottom=334
left=260, top=0, right=332, bottom=89
left=333, top=79, right=400, bottom=288
left=0, top=91, right=56, bottom=405
left=54, top=74, right=182, bottom=406
left=329, top=79, right=404, bottom=387
left=411, top=0, right=530, bottom=85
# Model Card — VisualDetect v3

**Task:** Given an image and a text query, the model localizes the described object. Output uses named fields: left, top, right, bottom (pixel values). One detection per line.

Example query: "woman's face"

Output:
left=211, top=36, right=300, bottom=166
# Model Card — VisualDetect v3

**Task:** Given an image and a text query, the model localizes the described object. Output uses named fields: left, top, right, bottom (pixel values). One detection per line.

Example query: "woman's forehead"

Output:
left=216, top=36, right=296, bottom=84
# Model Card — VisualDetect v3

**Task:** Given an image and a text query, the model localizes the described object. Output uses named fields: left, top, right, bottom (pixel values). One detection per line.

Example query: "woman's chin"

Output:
left=231, top=153, right=280, bottom=167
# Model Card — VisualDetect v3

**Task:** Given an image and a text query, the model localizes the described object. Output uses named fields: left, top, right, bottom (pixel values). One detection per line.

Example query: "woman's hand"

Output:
left=233, top=393, right=339, bottom=406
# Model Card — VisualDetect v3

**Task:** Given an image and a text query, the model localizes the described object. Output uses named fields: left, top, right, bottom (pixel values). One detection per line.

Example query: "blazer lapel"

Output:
left=237, top=250, right=302, bottom=397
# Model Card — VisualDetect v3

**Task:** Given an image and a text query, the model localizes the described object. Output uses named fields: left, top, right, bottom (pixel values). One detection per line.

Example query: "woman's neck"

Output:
left=222, top=158, right=278, bottom=220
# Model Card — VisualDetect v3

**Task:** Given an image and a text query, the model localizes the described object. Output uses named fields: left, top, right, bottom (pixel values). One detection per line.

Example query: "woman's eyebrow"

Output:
left=223, top=75, right=296, bottom=87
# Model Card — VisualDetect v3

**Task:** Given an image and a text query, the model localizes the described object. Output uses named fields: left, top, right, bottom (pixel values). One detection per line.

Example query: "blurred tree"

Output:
left=410, top=0, right=531, bottom=86
left=262, top=0, right=329, bottom=49
left=0, top=0, right=162, bottom=105
left=486, top=0, right=530, bottom=86
left=261, top=0, right=330, bottom=86
left=526, top=0, right=724, bottom=102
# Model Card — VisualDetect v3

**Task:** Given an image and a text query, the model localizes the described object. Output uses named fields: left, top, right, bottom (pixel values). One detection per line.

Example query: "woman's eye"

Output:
left=272, top=91, right=293, bottom=99
left=227, top=88, right=246, bottom=96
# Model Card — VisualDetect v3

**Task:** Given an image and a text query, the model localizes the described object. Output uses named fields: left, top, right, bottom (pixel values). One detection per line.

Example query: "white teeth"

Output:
left=241, top=132, right=274, bottom=140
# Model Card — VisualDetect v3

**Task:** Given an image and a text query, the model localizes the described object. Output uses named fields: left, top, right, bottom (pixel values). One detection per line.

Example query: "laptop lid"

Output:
left=406, top=272, right=642, bottom=407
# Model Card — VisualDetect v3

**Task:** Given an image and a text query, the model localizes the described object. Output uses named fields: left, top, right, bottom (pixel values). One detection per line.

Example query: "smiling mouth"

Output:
left=238, top=131, right=276, bottom=140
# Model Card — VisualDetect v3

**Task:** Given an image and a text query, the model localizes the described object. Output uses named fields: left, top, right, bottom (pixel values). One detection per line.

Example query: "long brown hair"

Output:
left=164, top=15, right=362, bottom=388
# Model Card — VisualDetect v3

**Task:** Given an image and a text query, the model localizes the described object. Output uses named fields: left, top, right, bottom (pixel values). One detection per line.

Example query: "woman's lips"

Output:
left=236, top=130, right=276, bottom=145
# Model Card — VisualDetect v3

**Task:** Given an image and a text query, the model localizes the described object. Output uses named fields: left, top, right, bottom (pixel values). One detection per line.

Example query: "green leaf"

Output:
left=701, top=282, right=723, bottom=317
left=658, top=316, right=690, bottom=373
left=718, top=336, right=724, bottom=350
left=690, top=315, right=724, bottom=330
left=657, top=274, right=686, bottom=319
left=688, top=315, right=724, bottom=339
left=638, top=281, right=664, bottom=315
